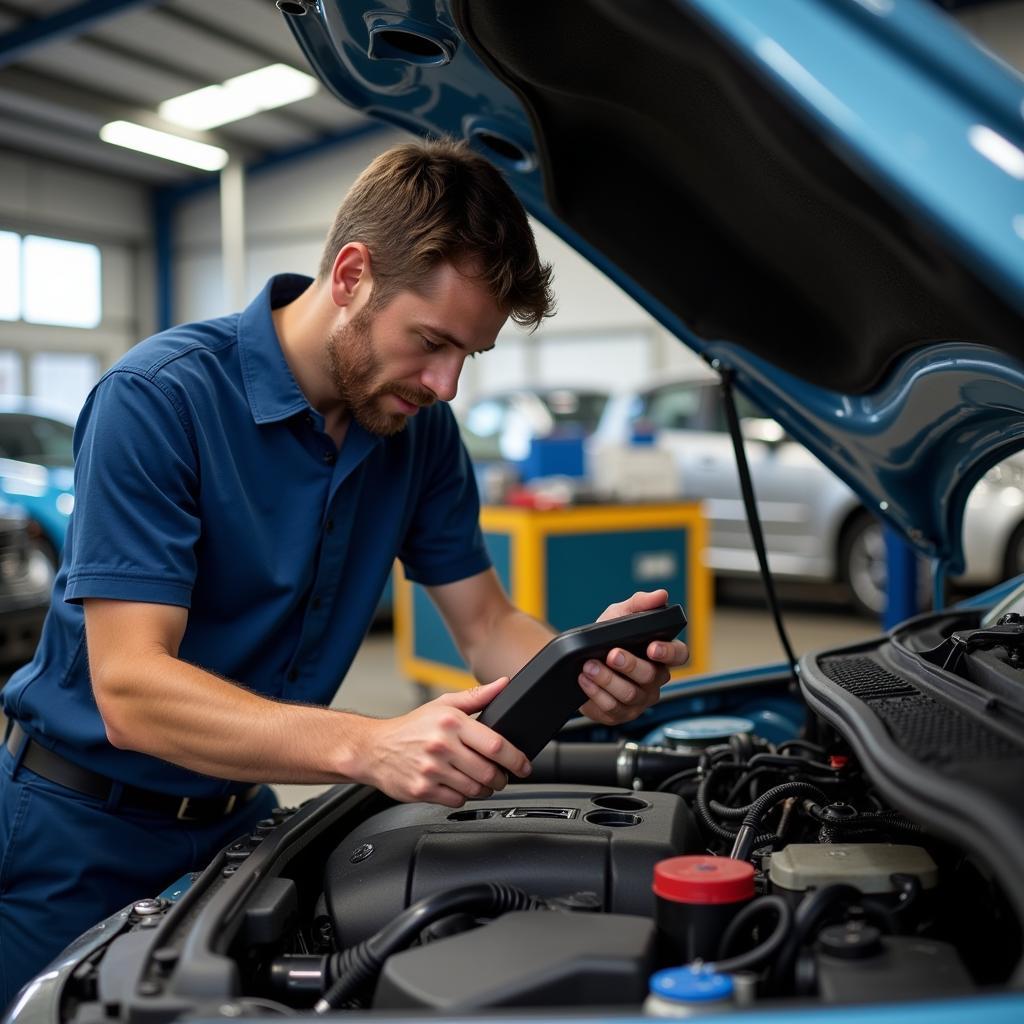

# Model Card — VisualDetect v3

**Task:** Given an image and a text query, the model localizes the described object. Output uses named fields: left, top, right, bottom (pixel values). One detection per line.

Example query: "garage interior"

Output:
left=0, top=0, right=1022, bottom=810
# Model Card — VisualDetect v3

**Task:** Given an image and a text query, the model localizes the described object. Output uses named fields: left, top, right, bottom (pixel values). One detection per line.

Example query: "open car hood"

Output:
left=285, top=0, right=1024, bottom=575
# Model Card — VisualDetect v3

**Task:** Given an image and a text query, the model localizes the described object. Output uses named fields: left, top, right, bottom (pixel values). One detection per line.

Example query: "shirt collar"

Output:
left=237, top=274, right=316, bottom=425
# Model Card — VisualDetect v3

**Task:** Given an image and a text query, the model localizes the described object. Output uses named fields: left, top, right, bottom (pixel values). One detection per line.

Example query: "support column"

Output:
left=220, top=159, right=246, bottom=311
left=883, top=525, right=920, bottom=628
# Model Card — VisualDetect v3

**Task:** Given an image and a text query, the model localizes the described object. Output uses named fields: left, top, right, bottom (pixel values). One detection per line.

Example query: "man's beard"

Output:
left=325, top=306, right=435, bottom=437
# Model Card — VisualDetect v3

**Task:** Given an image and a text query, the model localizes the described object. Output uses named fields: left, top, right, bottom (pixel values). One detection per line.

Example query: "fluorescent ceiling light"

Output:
left=100, top=121, right=229, bottom=171
left=159, top=63, right=319, bottom=130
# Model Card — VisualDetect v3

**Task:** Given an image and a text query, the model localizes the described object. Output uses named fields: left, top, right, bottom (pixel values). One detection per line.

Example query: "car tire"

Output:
left=27, top=536, right=57, bottom=591
left=839, top=512, right=932, bottom=619
left=839, top=512, right=888, bottom=618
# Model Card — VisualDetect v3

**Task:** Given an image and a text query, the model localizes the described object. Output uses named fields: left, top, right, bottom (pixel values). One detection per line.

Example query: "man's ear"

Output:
left=328, top=242, right=373, bottom=310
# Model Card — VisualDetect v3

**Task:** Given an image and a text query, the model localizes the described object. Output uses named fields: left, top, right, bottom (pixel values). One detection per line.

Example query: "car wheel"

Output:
left=839, top=513, right=888, bottom=618
left=27, top=537, right=57, bottom=591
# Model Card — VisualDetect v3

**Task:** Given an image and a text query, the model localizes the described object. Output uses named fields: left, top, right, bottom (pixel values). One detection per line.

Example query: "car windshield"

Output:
left=543, top=390, right=608, bottom=432
left=637, top=381, right=765, bottom=432
left=0, top=414, right=75, bottom=467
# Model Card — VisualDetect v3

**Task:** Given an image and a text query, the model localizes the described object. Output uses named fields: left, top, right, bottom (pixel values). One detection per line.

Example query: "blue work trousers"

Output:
left=0, top=741, right=276, bottom=1011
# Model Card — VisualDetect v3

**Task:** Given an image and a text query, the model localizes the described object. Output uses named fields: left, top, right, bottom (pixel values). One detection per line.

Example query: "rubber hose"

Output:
left=696, top=769, right=777, bottom=851
left=769, top=883, right=864, bottom=991
left=731, top=782, right=828, bottom=860
left=710, top=895, right=793, bottom=973
left=314, top=883, right=546, bottom=1012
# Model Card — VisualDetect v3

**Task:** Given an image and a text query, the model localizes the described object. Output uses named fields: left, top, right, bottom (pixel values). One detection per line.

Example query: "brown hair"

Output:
left=318, top=137, right=554, bottom=330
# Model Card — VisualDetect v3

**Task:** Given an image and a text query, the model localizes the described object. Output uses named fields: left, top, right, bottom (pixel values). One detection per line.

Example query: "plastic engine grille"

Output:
left=818, top=655, right=917, bottom=700
left=819, top=655, right=1020, bottom=765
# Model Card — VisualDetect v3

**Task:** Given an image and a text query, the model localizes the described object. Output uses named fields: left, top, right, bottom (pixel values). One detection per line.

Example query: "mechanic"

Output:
left=0, top=138, right=689, bottom=1005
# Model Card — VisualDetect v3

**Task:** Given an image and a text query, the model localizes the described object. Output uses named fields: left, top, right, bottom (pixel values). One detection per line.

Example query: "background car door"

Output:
left=642, top=383, right=850, bottom=581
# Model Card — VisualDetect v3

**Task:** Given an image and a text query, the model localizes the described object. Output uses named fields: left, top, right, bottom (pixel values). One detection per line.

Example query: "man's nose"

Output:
left=422, top=354, right=463, bottom=402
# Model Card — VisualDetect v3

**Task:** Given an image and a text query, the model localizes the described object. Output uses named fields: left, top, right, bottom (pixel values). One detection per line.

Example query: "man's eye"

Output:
left=421, top=336, right=441, bottom=353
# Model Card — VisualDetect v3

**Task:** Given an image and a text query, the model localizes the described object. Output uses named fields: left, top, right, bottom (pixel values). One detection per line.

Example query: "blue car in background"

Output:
left=9, top=2, right=1024, bottom=1023
left=0, top=397, right=76, bottom=580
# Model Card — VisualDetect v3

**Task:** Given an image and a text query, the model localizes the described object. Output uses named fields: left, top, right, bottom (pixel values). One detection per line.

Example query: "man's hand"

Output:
left=577, top=589, right=689, bottom=725
left=355, top=677, right=532, bottom=807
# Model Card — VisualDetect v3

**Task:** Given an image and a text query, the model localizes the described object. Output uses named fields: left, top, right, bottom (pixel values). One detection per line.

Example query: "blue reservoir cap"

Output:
left=651, top=716, right=757, bottom=749
left=649, top=966, right=734, bottom=1003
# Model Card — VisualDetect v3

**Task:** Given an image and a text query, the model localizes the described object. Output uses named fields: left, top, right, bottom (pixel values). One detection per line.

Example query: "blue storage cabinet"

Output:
left=395, top=503, right=711, bottom=690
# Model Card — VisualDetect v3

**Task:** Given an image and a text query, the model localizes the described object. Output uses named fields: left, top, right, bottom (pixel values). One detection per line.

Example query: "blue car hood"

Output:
left=285, top=0, right=1024, bottom=575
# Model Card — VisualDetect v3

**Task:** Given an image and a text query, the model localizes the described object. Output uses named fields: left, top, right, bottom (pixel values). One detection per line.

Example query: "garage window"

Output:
left=0, top=231, right=102, bottom=329
left=0, top=231, right=19, bottom=322
left=30, top=352, right=101, bottom=413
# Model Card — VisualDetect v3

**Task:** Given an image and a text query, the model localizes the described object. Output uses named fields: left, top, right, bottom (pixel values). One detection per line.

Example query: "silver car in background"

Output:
left=592, top=372, right=1024, bottom=615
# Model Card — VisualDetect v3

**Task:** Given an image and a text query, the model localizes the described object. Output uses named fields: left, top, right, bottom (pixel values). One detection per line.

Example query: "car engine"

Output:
left=47, top=604, right=1024, bottom=1021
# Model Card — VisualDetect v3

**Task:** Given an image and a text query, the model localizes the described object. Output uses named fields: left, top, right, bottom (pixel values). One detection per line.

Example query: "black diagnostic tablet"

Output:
left=477, top=604, right=687, bottom=760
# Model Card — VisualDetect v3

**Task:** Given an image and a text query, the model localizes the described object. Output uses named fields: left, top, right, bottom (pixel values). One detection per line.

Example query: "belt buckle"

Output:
left=176, top=797, right=199, bottom=822
left=176, top=794, right=237, bottom=822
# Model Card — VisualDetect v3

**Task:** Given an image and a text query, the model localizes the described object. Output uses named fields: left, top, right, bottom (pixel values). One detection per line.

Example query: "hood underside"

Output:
left=286, top=0, right=1024, bottom=572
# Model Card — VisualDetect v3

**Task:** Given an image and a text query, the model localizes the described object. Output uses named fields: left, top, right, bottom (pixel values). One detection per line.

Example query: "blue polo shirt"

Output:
left=2, top=274, right=491, bottom=797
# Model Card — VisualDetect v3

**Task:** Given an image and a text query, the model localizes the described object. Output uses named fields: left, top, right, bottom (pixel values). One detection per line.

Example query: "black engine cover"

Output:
left=324, top=785, right=699, bottom=947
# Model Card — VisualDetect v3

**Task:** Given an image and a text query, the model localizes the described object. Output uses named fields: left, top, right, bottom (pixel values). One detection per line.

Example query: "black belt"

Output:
left=6, top=723, right=261, bottom=823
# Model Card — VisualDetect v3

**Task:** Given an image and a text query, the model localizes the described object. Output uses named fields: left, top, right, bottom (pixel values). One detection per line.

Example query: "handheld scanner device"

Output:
left=477, top=604, right=687, bottom=760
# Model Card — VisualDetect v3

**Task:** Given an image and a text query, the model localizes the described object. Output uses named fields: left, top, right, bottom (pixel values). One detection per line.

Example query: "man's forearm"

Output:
left=464, top=607, right=556, bottom=684
left=97, top=651, right=373, bottom=784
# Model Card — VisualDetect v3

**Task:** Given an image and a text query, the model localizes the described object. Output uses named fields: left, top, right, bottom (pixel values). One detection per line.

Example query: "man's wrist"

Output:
left=328, top=709, right=378, bottom=785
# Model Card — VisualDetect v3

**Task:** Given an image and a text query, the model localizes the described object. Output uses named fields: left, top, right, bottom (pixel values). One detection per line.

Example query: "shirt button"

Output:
left=287, top=668, right=299, bottom=682
left=311, top=596, right=322, bottom=610
left=325, top=519, right=334, bottom=533
left=323, top=451, right=336, bottom=465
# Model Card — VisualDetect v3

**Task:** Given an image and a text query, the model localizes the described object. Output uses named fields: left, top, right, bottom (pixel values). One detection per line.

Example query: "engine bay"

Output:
left=53, top=604, right=1024, bottom=1021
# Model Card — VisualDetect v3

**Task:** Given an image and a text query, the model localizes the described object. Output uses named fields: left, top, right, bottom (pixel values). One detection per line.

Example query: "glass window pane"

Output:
left=644, top=384, right=705, bottom=430
left=24, top=415, right=75, bottom=466
left=0, top=351, right=23, bottom=395
left=30, top=352, right=100, bottom=416
left=0, top=232, right=19, bottom=321
left=22, top=235, right=102, bottom=329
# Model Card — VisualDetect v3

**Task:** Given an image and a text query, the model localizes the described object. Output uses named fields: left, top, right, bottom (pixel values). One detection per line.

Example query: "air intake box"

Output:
left=373, top=911, right=656, bottom=1010
left=324, top=785, right=698, bottom=947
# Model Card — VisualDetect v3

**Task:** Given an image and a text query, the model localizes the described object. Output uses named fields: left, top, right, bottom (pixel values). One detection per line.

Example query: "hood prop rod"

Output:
left=715, top=364, right=798, bottom=682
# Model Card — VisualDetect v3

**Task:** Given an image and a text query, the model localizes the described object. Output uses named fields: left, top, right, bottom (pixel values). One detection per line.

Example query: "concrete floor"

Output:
left=271, top=594, right=877, bottom=807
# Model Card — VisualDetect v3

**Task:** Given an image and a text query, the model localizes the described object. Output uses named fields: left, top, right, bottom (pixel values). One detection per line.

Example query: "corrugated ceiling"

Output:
left=0, top=0, right=368, bottom=185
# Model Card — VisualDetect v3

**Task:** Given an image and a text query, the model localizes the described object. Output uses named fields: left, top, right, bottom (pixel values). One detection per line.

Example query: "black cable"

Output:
left=807, top=805, right=924, bottom=836
left=731, top=781, right=828, bottom=860
left=776, top=739, right=827, bottom=757
left=710, top=896, right=793, bottom=973
left=717, top=366, right=798, bottom=678
left=655, top=766, right=703, bottom=793
left=695, top=764, right=778, bottom=850
left=769, top=884, right=872, bottom=991
left=719, top=765, right=846, bottom=811
left=314, top=884, right=546, bottom=1012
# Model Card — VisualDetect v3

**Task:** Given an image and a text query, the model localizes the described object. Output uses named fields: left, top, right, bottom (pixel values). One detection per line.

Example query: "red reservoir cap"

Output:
left=653, top=855, right=755, bottom=905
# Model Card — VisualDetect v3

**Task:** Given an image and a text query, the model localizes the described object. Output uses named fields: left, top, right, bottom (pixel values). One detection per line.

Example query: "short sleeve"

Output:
left=398, top=406, right=491, bottom=586
left=64, top=369, right=201, bottom=607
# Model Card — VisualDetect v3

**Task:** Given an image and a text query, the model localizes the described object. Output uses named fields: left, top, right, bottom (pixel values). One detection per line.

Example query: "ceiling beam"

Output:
left=0, top=0, right=160, bottom=70
left=0, top=66, right=258, bottom=164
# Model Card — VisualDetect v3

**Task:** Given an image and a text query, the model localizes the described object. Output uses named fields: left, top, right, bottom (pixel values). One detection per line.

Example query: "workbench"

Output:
left=394, top=502, right=710, bottom=691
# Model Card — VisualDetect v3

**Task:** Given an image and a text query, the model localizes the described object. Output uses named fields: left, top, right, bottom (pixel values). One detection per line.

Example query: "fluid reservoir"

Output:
left=653, top=855, right=754, bottom=963
left=643, top=966, right=735, bottom=1017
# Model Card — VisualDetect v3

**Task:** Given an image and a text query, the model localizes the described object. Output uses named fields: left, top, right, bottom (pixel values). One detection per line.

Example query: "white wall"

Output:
left=169, top=128, right=705, bottom=410
left=0, top=149, right=154, bottom=378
